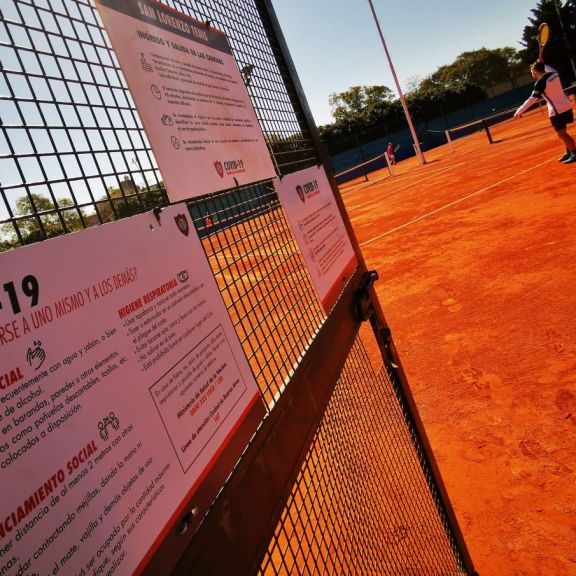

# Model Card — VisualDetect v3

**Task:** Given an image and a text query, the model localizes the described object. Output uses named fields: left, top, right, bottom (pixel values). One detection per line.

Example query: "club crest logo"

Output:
left=214, top=161, right=224, bottom=178
left=296, top=179, right=320, bottom=203
left=174, top=214, right=189, bottom=236
left=296, top=185, right=305, bottom=203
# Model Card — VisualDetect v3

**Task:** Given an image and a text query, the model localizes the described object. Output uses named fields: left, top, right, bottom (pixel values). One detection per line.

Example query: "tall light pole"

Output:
left=554, top=0, right=576, bottom=80
left=366, top=0, right=425, bottom=165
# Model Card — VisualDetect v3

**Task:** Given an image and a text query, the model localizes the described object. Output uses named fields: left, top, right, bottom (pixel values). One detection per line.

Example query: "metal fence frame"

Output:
left=0, top=1, right=477, bottom=574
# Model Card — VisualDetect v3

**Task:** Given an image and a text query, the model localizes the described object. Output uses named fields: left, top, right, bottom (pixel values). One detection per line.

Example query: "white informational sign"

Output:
left=95, top=0, right=276, bottom=201
left=0, top=205, right=263, bottom=575
left=274, top=166, right=357, bottom=312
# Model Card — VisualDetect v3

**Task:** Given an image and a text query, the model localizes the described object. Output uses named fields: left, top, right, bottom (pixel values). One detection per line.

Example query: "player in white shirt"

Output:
left=514, top=60, right=576, bottom=164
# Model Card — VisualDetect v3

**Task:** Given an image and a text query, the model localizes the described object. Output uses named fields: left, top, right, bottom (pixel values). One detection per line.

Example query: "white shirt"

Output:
left=515, top=66, right=572, bottom=118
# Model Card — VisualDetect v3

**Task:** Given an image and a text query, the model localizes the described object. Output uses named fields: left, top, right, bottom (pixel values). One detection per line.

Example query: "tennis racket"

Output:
left=537, top=22, right=549, bottom=62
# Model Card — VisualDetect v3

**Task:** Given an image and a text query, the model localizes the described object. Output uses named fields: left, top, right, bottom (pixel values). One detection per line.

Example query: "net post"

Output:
left=413, top=142, right=426, bottom=160
left=445, top=130, right=454, bottom=153
left=384, top=152, right=395, bottom=177
left=481, top=120, right=493, bottom=144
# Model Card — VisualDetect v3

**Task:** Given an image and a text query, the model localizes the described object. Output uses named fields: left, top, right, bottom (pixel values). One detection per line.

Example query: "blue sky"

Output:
left=271, top=0, right=540, bottom=126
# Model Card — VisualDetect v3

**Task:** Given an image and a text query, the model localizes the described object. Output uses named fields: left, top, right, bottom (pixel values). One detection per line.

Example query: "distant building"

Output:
left=486, top=74, right=533, bottom=97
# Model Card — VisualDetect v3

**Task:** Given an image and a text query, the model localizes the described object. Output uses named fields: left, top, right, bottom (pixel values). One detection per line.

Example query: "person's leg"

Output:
left=552, top=111, right=576, bottom=162
left=555, top=127, right=576, bottom=163
left=556, top=128, right=576, bottom=152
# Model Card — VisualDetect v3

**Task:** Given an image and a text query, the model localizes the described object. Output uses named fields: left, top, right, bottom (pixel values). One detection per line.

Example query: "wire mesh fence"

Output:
left=259, top=333, right=468, bottom=575
left=0, top=0, right=323, bottom=404
left=0, top=0, right=316, bottom=250
left=188, top=183, right=324, bottom=407
left=1, top=1, right=473, bottom=574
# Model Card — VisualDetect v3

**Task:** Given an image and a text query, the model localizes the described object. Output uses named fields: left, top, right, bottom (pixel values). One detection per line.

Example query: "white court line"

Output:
left=391, top=162, right=468, bottom=188
left=359, top=158, right=555, bottom=247
left=347, top=162, right=468, bottom=211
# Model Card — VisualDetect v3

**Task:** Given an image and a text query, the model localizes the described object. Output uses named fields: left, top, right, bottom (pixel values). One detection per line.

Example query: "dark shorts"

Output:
left=551, top=109, right=574, bottom=130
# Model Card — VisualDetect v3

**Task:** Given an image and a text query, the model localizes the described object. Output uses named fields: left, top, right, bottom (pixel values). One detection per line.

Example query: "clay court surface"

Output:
left=343, top=108, right=576, bottom=576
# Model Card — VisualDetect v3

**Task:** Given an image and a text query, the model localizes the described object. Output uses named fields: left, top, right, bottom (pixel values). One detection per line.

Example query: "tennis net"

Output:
left=446, top=106, right=520, bottom=146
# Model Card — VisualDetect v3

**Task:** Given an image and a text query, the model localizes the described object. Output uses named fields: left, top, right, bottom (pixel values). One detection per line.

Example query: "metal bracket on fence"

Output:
left=377, top=325, right=399, bottom=369
left=176, top=507, right=199, bottom=535
left=152, top=206, right=163, bottom=226
left=354, top=270, right=379, bottom=321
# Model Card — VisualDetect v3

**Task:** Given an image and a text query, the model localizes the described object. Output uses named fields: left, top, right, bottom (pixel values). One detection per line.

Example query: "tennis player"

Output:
left=514, top=60, right=576, bottom=164
left=386, top=142, right=399, bottom=165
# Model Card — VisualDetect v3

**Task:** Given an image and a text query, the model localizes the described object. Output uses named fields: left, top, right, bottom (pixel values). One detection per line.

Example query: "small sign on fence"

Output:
left=0, top=206, right=263, bottom=575
left=274, top=166, right=357, bottom=313
left=95, top=0, right=276, bottom=200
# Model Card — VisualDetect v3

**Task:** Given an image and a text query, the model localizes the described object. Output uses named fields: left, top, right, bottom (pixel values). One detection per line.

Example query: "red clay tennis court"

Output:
left=344, top=107, right=576, bottom=576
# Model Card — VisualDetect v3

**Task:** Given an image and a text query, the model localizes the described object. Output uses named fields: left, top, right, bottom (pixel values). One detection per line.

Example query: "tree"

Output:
left=328, top=85, right=394, bottom=129
left=426, top=47, right=525, bottom=93
left=95, top=177, right=168, bottom=223
left=1, top=193, right=83, bottom=250
left=0, top=179, right=169, bottom=253
left=318, top=5, right=556, bottom=154
left=520, top=0, right=576, bottom=83
left=319, top=45, right=529, bottom=152
left=490, top=47, right=527, bottom=87
left=319, top=85, right=406, bottom=153
left=266, top=133, right=313, bottom=173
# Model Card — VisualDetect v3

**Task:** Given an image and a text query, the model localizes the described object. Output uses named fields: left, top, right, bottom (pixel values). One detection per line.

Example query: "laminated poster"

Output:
left=274, top=166, right=357, bottom=313
left=95, top=0, right=276, bottom=200
left=0, top=205, right=263, bottom=575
